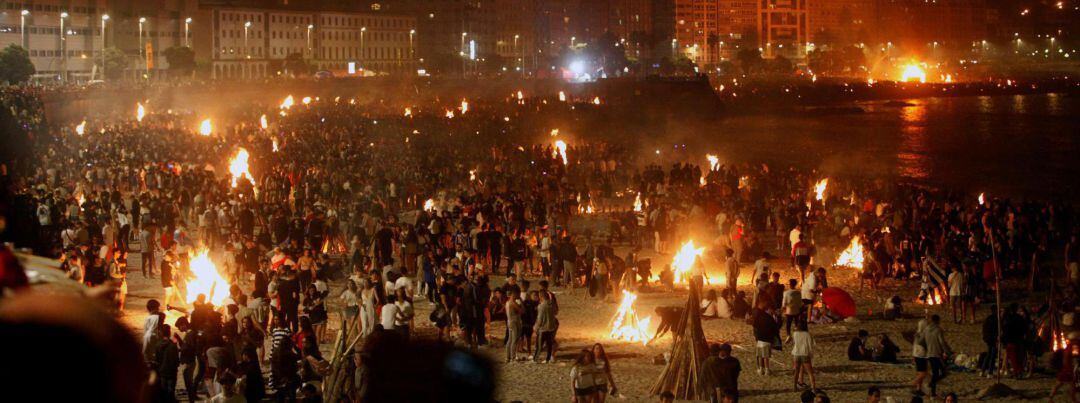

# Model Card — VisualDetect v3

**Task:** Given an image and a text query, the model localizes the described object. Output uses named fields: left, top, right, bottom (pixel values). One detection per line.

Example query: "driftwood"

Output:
left=323, top=316, right=366, bottom=402
left=649, top=278, right=709, bottom=399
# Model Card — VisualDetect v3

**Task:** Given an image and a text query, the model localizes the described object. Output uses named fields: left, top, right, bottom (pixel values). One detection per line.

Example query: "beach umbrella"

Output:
left=821, top=287, right=856, bottom=318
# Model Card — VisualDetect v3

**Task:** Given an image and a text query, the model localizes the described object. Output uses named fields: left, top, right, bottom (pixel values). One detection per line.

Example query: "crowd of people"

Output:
left=2, top=82, right=1079, bottom=402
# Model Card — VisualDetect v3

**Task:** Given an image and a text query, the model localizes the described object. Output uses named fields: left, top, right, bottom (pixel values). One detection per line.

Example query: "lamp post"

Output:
left=20, top=10, right=29, bottom=49
left=138, top=17, right=146, bottom=77
left=306, top=24, right=313, bottom=58
left=461, top=32, right=467, bottom=76
left=184, top=18, right=191, bottom=47
left=409, top=29, right=415, bottom=60
left=244, top=21, right=251, bottom=79
left=514, top=34, right=522, bottom=76
left=360, top=27, right=367, bottom=68
left=60, top=11, right=68, bottom=80
left=101, top=14, right=109, bottom=80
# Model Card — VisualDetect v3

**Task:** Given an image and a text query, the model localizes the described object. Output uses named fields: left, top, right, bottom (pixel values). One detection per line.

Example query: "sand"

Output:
left=119, top=245, right=1058, bottom=403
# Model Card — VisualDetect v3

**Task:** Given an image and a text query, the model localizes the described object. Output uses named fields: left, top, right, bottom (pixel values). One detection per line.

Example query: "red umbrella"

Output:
left=821, top=287, right=857, bottom=318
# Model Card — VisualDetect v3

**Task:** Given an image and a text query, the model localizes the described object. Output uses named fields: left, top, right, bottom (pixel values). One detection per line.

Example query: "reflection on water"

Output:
left=704, top=93, right=1079, bottom=197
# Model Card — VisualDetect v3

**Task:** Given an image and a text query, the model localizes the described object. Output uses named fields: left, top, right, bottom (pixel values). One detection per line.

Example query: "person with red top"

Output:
left=792, top=234, right=812, bottom=280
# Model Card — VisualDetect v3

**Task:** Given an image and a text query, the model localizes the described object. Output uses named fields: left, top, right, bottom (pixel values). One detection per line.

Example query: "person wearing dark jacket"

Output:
left=752, top=302, right=781, bottom=376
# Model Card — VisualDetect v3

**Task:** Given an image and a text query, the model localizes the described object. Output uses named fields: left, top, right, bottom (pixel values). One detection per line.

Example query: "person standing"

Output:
left=752, top=300, right=780, bottom=375
left=724, top=248, right=739, bottom=296
left=791, top=317, right=816, bottom=391
left=911, top=317, right=930, bottom=395
left=359, top=278, right=378, bottom=338
left=590, top=344, right=617, bottom=401
left=948, top=267, right=965, bottom=323
left=782, top=279, right=803, bottom=340
left=505, top=293, right=523, bottom=363
left=277, top=266, right=301, bottom=332
left=923, top=314, right=951, bottom=398
left=716, top=343, right=742, bottom=402
left=569, top=350, right=596, bottom=402
left=534, top=291, right=557, bottom=363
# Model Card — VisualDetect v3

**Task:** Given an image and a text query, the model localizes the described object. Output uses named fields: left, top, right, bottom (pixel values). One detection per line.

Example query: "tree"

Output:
left=163, top=46, right=195, bottom=75
left=736, top=48, right=762, bottom=75
left=98, top=47, right=130, bottom=80
left=284, top=52, right=310, bottom=76
left=0, top=45, right=35, bottom=83
left=706, top=33, right=720, bottom=65
left=770, top=55, right=793, bottom=75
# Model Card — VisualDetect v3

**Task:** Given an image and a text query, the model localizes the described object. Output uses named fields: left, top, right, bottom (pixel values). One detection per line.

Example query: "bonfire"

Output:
left=835, top=236, right=865, bottom=270
left=198, top=119, right=213, bottom=136
left=260, top=114, right=268, bottom=129
left=186, top=249, right=229, bottom=306
left=633, top=193, right=643, bottom=212
left=553, top=140, right=568, bottom=165
left=814, top=178, right=829, bottom=202
left=672, top=240, right=705, bottom=284
left=75, top=120, right=86, bottom=136
left=229, top=148, right=254, bottom=188
left=280, top=95, right=295, bottom=109
left=609, top=290, right=652, bottom=345
left=136, top=103, right=146, bottom=122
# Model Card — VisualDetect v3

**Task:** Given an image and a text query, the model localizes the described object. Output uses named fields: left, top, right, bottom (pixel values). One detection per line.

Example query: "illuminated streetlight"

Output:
left=361, top=27, right=367, bottom=67
left=306, top=24, right=314, bottom=57
left=139, top=18, right=147, bottom=76
left=184, top=18, right=192, bottom=47
left=60, top=12, right=69, bottom=80
left=101, top=15, right=109, bottom=80
left=20, top=10, right=29, bottom=49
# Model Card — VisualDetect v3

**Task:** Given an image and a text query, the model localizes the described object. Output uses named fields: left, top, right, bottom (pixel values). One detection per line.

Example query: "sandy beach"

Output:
left=117, top=241, right=1060, bottom=403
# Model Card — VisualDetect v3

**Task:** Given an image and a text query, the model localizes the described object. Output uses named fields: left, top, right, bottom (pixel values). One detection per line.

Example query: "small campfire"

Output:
left=228, top=148, right=254, bottom=188
left=609, top=290, right=652, bottom=345
left=814, top=178, right=829, bottom=202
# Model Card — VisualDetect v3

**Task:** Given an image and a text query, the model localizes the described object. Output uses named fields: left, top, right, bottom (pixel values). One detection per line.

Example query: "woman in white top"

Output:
left=359, top=278, right=378, bottom=338
left=570, top=350, right=597, bottom=402
left=911, top=318, right=929, bottom=395
left=340, top=280, right=361, bottom=330
left=791, top=317, right=816, bottom=390
left=701, top=289, right=722, bottom=318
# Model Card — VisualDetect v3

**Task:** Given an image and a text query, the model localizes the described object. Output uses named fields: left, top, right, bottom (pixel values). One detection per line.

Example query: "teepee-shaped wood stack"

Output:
left=650, top=278, right=709, bottom=399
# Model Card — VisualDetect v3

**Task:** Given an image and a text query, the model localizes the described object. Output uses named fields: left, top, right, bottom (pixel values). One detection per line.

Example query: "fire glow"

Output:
left=706, top=154, right=720, bottom=171
left=229, top=148, right=254, bottom=188
left=186, top=249, right=230, bottom=306
left=672, top=240, right=705, bottom=284
left=260, top=114, right=268, bottom=129
left=609, top=291, right=652, bottom=345
left=460, top=99, right=469, bottom=114
left=814, top=178, right=829, bottom=202
left=198, top=119, right=213, bottom=136
left=900, top=63, right=927, bottom=83
left=559, top=91, right=567, bottom=102
left=553, top=140, right=568, bottom=165
left=423, top=199, right=435, bottom=212
left=280, top=95, right=295, bottom=110
left=136, top=103, right=146, bottom=122
left=75, top=120, right=86, bottom=136
left=835, top=236, right=865, bottom=270
left=633, top=193, right=643, bottom=212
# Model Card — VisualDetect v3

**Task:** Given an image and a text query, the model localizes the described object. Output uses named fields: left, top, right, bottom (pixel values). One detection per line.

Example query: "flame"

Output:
left=867, top=78, right=876, bottom=85
left=814, top=178, right=829, bottom=202
left=272, top=138, right=280, bottom=153
left=229, top=148, right=254, bottom=188
left=738, top=176, right=750, bottom=189
left=593, top=96, right=601, bottom=105
left=978, top=192, right=985, bottom=205
left=811, top=74, right=818, bottom=82
left=550, top=128, right=559, bottom=137
left=404, top=107, right=412, bottom=117
left=445, top=110, right=455, bottom=119
left=423, top=199, right=435, bottom=212
left=198, top=119, right=213, bottom=136
left=302, top=96, right=312, bottom=105
left=77, top=193, right=85, bottom=206
left=633, top=193, right=643, bottom=212
left=943, top=74, right=953, bottom=83
left=553, top=140, right=568, bottom=165
left=579, top=201, right=595, bottom=214
left=699, top=175, right=707, bottom=187
left=900, top=63, right=927, bottom=83
left=516, top=90, right=524, bottom=100
left=835, top=236, right=865, bottom=270
left=1054, top=331, right=1069, bottom=352
left=469, top=169, right=476, bottom=181
left=280, top=95, right=295, bottom=109
left=260, top=114, right=268, bottom=129
left=460, top=99, right=469, bottom=114
left=75, top=120, right=86, bottom=135
left=706, top=154, right=720, bottom=171
left=136, top=103, right=146, bottom=122
left=559, top=91, right=566, bottom=102
left=186, top=249, right=230, bottom=306
left=672, top=240, right=705, bottom=284
left=609, top=291, right=652, bottom=345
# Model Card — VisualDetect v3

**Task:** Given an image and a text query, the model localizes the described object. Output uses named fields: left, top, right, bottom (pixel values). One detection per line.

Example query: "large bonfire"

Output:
left=186, top=249, right=230, bottom=306
left=609, top=290, right=652, bottom=345
left=672, top=240, right=705, bottom=284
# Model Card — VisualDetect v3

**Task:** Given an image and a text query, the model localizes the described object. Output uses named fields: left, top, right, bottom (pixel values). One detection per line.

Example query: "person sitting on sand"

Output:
left=848, top=330, right=872, bottom=361
left=702, top=289, right=722, bottom=319
left=731, top=291, right=751, bottom=319
left=883, top=295, right=903, bottom=320
left=874, top=334, right=900, bottom=363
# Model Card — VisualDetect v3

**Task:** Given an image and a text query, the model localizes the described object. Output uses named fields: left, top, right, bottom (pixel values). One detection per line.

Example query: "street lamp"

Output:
left=409, top=29, right=415, bottom=60
left=244, top=21, right=251, bottom=59
left=101, top=14, right=109, bottom=80
left=139, top=17, right=146, bottom=76
left=184, top=18, right=192, bottom=47
left=514, top=34, right=521, bottom=75
left=20, top=10, right=29, bottom=49
left=361, top=27, right=367, bottom=66
left=306, top=24, right=314, bottom=57
left=60, top=12, right=68, bottom=80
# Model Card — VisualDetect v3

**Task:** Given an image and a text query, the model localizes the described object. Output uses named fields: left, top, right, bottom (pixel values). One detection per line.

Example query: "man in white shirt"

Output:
left=752, top=251, right=772, bottom=283
left=394, top=296, right=414, bottom=339
left=380, top=295, right=401, bottom=331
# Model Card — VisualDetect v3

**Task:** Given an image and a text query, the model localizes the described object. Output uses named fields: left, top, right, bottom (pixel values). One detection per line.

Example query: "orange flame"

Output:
left=835, top=236, right=865, bottom=270
left=609, top=291, right=652, bottom=345
left=559, top=91, right=566, bottom=102
left=553, top=140, right=568, bottom=165
left=814, top=178, right=829, bottom=202
left=198, top=119, right=212, bottom=136
left=136, top=103, right=146, bottom=122
left=260, top=114, right=268, bottom=129
left=900, top=63, right=927, bottom=83
left=633, top=193, right=643, bottom=212
left=229, top=148, right=254, bottom=188
left=75, top=120, right=86, bottom=135
left=186, top=249, right=230, bottom=306
left=280, top=95, right=295, bottom=109
left=672, top=240, right=705, bottom=284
